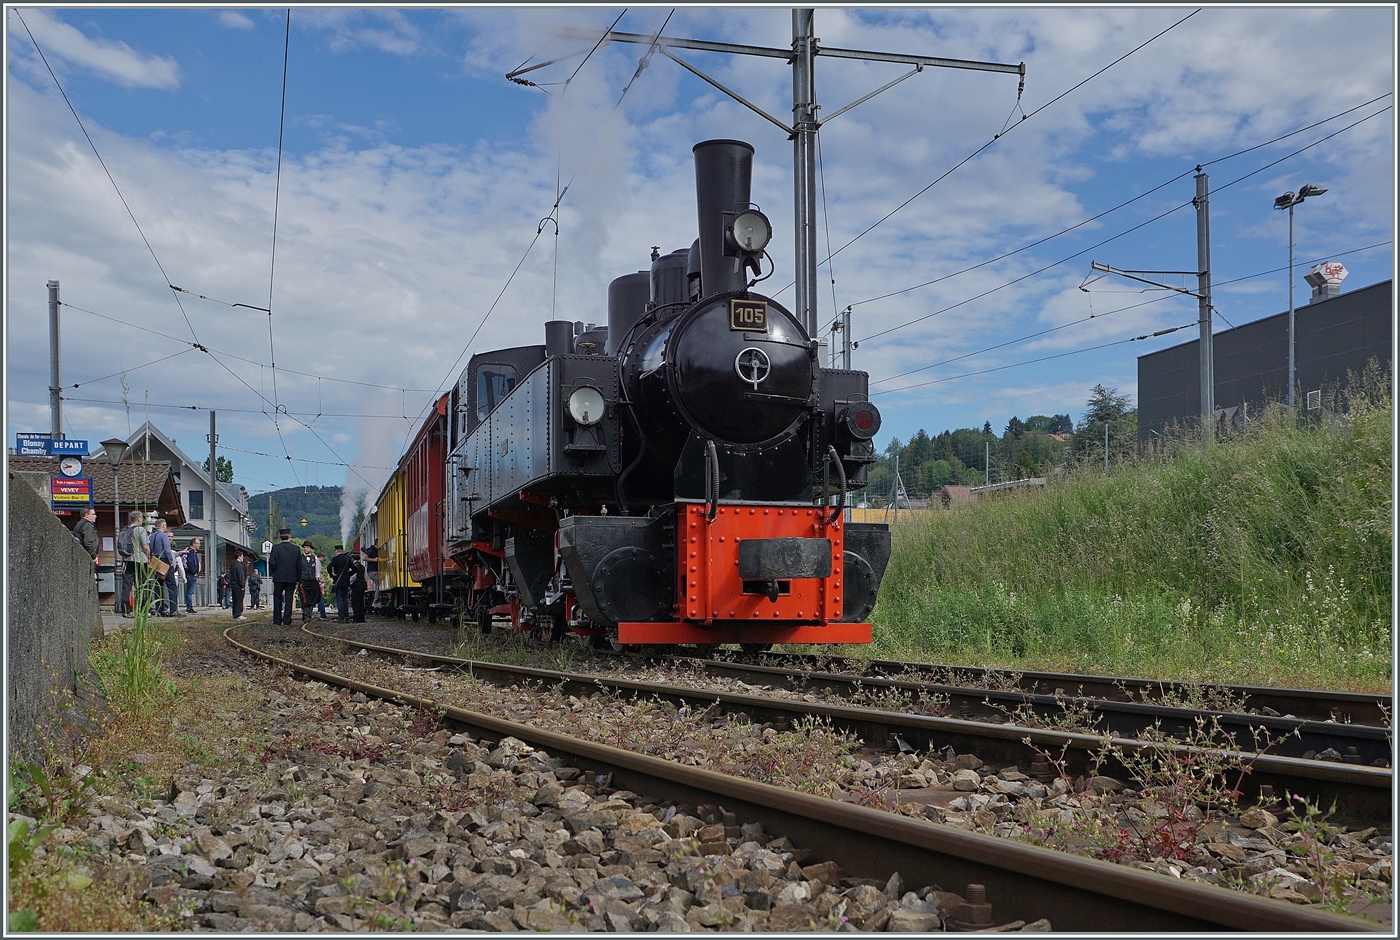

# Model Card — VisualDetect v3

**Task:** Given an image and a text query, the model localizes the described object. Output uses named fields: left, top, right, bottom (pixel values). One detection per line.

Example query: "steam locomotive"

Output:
left=359, top=139, right=890, bottom=649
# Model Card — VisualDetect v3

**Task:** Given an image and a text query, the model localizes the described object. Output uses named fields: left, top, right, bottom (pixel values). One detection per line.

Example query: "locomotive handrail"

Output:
left=827, top=444, right=847, bottom=525
left=705, top=439, right=720, bottom=521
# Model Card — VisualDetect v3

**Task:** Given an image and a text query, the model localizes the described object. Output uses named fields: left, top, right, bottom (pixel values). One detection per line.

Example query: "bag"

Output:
left=173, top=555, right=187, bottom=585
left=116, top=525, right=135, bottom=560
left=151, top=557, right=171, bottom=578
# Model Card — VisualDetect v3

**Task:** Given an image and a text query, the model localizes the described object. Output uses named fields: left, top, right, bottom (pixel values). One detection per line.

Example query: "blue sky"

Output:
left=6, top=6, right=1395, bottom=499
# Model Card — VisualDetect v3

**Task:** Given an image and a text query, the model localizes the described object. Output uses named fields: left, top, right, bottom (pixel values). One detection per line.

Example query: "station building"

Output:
left=1137, top=271, right=1392, bottom=444
left=10, top=421, right=261, bottom=607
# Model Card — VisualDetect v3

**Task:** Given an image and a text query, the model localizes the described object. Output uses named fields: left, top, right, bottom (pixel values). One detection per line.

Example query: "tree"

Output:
left=982, top=421, right=993, bottom=435
left=203, top=455, right=234, bottom=483
left=1024, top=415, right=1053, bottom=433
left=905, top=429, right=935, bottom=465
left=1084, top=384, right=1132, bottom=426
left=1004, top=416, right=1025, bottom=439
left=1014, top=449, right=1039, bottom=479
left=1049, top=413, right=1074, bottom=434
left=1072, top=384, right=1137, bottom=464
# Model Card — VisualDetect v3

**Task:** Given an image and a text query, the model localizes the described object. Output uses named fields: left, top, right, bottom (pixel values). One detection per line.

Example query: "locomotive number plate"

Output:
left=730, top=299, right=768, bottom=332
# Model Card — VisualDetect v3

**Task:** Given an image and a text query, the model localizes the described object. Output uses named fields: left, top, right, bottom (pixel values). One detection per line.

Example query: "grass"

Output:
left=870, top=368, right=1391, bottom=691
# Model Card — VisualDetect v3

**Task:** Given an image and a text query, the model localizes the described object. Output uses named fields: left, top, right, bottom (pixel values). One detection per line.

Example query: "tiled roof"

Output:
left=7, top=455, right=184, bottom=522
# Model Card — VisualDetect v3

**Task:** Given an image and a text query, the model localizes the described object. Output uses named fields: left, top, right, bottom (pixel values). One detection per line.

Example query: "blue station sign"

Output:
left=16, top=432, right=52, bottom=456
left=50, top=439, right=89, bottom=455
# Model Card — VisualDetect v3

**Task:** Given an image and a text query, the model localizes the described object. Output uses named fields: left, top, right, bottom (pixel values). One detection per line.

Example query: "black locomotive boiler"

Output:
left=388, top=139, right=890, bottom=648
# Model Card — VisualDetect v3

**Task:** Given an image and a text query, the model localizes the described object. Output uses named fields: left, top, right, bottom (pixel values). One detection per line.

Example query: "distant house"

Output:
left=125, top=422, right=262, bottom=601
left=940, top=485, right=976, bottom=508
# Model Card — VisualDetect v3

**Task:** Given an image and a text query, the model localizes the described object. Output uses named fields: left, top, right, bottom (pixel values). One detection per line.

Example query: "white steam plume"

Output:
left=341, top=389, right=411, bottom=544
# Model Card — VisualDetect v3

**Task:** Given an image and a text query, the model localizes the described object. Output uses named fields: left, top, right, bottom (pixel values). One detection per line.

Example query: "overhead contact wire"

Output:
left=869, top=238, right=1391, bottom=390
left=850, top=97, right=1393, bottom=315
left=773, top=8, right=1202, bottom=298
left=857, top=105, right=1392, bottom=346
left=264, top=9, right=295, bottom=479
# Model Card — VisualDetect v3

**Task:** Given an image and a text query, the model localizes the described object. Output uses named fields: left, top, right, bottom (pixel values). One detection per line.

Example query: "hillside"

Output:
left=248, top=486, right=344, bottom=549
left=873, top=377, right=1391, bottom=690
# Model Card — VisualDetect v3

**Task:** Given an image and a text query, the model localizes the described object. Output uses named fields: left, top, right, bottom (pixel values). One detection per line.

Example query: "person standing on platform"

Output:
left=298, top=541, right=322, bottom=622
left=349, top=552, right=368, bottom=622
left=149, top=518, right=177, bottom=616
left=268, top=528, right=300, bottom=626
left=73, top=507, right=100, bottom=569
left=316, top=553, right=332, bottom=619
left=182, top=538, right=202, bottom=612
left=248, top=565, right=262, bottom=610
left=115, top=510, right=148, bottom=617
left=228, top=551, right=248, bottom=621
left=329, top=544, right=351, bottom=622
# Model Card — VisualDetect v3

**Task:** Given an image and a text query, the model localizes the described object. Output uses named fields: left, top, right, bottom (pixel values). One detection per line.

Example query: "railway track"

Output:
left=226, top=625, right=1383, bottom=932
left=643, top=653, right=1393, bottom=767
left=735, top=652, right=1393, bottom=726
left=307, top=623, right=1390, bottom=826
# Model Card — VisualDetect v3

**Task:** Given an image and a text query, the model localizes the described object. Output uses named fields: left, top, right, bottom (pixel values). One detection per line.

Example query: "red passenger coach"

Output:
left=401, top=393, right=459, bottom=620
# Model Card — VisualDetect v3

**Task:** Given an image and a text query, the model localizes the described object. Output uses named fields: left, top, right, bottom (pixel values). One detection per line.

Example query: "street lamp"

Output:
left=101, top=438, right=129, bottom=609
left=1273, top=183, right=1328, bottom=409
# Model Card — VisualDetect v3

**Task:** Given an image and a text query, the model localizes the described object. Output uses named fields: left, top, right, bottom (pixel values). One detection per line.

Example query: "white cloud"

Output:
left=297, top=9, right=420, bottom=56
left=218, top=12, right=254, bottom=31
left=12, top=9, right=181, bottom=89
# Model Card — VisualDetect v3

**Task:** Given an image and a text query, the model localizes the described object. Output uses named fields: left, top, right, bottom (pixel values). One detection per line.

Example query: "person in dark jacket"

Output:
left=268, top=528, right=301, bottom=626
left=349, top=552, right=368, bottom=622
left=297, top=542, right=322, bottom=622
left=228, top=552, right=248, bottom=620
left=329, top=544, right=351, bottom=622
left=217, top=570, right=229, bottom=608
left=72, top=508, right=100, bottom=565
left=182, top=538, right=202, bottom=612
left=248, top=567, right=262, bottom=609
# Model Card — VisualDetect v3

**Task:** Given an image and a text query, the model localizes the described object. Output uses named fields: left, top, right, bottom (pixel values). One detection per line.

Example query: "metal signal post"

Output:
left=530, top=10, right=1024, bottom=342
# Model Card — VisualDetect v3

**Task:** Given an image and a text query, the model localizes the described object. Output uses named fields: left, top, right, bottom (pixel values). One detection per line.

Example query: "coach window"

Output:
left=476, top=365, right=517, bottom=420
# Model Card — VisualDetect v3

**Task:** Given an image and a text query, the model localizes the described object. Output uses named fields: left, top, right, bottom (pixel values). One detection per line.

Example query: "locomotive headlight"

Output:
left=842, top=401, right=881, bottom=441
left=728, top=209, right=772, bottom=254
left=567, top=386, right=605, bottom=425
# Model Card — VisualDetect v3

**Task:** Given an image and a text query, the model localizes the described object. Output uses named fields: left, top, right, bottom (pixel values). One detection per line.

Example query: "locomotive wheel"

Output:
left=739, top=643, right=773, bottom=654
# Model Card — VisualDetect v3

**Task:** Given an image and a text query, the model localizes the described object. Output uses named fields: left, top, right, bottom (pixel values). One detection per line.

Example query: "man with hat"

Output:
left=348, top=551, right=368, bottom=623
left=328, top=544, right=351, bottom=623
left=298, top=541, right=323, bottom=622
left=268, top=527, right=301, bottom=626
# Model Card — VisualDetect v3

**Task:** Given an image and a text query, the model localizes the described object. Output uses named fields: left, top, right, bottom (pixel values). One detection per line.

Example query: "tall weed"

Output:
left=91, top=567, right=177, bottom=707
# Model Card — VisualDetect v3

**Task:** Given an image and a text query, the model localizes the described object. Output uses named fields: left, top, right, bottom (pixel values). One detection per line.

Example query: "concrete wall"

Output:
left=7, top=471, right=104, bottom=762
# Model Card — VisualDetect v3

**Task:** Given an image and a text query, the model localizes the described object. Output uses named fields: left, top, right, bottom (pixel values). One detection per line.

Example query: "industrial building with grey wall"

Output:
left=1137, top=277, right=1392, bottom=444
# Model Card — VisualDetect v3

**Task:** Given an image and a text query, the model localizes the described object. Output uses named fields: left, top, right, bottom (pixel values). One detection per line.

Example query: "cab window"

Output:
left=476, top=365, right=517, bottom=420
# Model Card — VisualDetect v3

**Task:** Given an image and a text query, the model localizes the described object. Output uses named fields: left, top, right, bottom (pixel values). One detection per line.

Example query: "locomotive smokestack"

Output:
left=693, top=140, right=754, bottom=297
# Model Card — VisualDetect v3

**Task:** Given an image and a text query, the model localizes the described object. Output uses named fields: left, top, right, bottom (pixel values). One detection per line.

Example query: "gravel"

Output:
left=311, top=622, right=1394, bottom=924
left=39, top=674, right=1053, bottom=932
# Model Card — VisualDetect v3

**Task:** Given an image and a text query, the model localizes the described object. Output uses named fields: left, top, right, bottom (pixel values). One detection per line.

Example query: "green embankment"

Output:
left=872, top=385, right=1391, bottom=691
